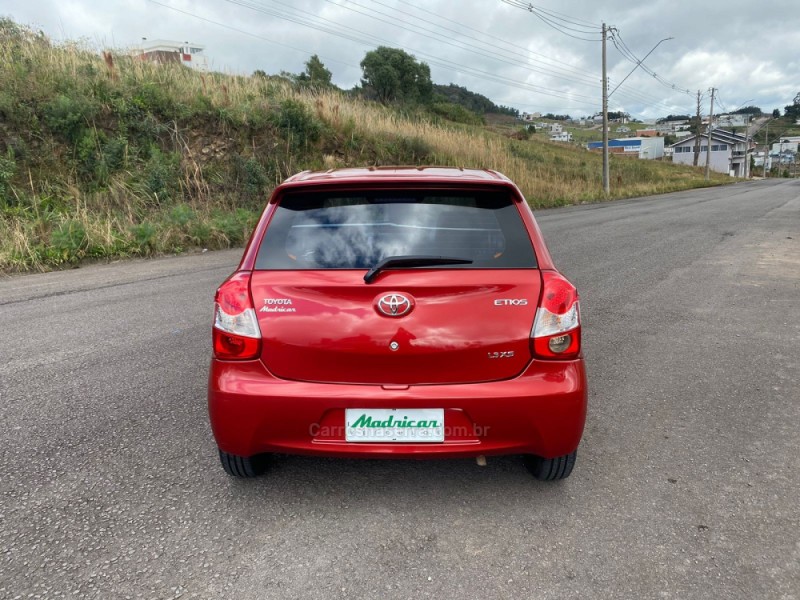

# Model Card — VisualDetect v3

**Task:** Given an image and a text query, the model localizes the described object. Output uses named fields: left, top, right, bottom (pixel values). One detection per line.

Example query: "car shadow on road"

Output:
left=216, top=454, right=580, bottom=516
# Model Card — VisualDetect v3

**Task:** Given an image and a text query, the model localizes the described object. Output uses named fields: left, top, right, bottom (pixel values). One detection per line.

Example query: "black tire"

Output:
left=523, top=451, right=577, bottom=481
left=218, top=449, right=268, bottom=478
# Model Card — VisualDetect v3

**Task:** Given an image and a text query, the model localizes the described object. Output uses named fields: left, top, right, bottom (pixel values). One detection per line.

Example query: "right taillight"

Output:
left=212, top=272, right=261, bottom=360
left=531, top=271, right=581, bottom=360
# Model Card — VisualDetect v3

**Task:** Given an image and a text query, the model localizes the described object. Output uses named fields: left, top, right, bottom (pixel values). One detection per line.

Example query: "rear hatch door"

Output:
left=251, top=270, right=540, bottom=385
left=251, top=186, right=540, bottom=385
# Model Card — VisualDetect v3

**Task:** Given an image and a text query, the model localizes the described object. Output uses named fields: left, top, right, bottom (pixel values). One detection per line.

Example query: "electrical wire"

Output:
left=318, top=0, right=602, bottom=86
left=366, top=0, right=602, bottom=85
left=500, top=0, right=603, bottom=41
left=610, top=30, right=693, bottom=95
left=389, top=0, right=605, bottom=82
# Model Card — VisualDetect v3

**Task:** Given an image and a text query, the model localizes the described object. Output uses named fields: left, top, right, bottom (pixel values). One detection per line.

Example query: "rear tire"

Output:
left=523, top=451, right=576, bottom=481
left=218, top=449, right=268, bottom=478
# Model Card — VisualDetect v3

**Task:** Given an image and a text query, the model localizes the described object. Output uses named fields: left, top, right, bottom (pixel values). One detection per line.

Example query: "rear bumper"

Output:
left=208, top=359, right=587, bottom=459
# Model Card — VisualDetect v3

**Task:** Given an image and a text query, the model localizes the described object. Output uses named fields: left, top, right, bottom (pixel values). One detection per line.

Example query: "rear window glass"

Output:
left=255, top=190, right=537, bottom=270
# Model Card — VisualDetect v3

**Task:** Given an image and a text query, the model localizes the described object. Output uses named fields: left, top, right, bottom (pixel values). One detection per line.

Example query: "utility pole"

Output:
left=763, top=120, right=769, bottom=177
left=744, top=116, right=751, bottom=179
left=693, top=90, right=702, bottom=166
left=602, top=23, right=609, bottom=195
left=704, top=87, right=715, bottom=180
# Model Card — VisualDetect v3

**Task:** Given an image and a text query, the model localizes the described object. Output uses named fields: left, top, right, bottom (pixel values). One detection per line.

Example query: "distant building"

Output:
left=550, top=132, right=573, bottom=142
left=656, top=120, right=689, bottom=133
left=615, top=125, right=631, bottom=133
left=520, top=112, right=541, bottom=121
left=770, top=137, right=800, bottom=154
left=586, top=137, right=664, bottom=159
left=131, top=39, right=208, bottom=70
left=716, top=113, right=751, bottom=128
left=549, top=123, right=564, bottom=134
left=670, top=129, right=753, bottom=177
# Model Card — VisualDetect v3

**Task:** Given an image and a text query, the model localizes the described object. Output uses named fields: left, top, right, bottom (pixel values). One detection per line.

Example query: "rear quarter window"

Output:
left=255, top=190, right=537, bottom=270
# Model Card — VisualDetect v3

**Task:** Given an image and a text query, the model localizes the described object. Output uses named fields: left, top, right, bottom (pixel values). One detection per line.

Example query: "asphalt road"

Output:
left=1, top=179, right=798, bottom=599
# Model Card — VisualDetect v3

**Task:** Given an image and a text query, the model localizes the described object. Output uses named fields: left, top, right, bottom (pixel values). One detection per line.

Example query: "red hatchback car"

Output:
left=208, top=167, right=587, bottom=480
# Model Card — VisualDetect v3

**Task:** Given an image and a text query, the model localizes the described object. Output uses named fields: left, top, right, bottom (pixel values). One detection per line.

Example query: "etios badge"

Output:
left=376, top=293, right=413, bottom=317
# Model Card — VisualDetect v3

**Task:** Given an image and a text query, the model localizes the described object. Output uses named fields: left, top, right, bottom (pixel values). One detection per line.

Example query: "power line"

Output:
left=390, top=0, right=603, bottom=80
left=610, top=30, right=693, bottom=95
left=495, top=1, right=687, bottom=113
left=500, top=0, right=603, bottom=41
left=322, top=0, right=601, bottom=86
left=367, top=0, right=601, bottom=85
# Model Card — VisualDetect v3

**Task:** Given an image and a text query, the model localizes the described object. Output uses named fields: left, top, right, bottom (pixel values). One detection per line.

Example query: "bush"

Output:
left=43, top=94, right=97, bottom=144
left=232, top=156, right=269, bottom=200
left=168, top=203, right=195, bottom=228
left=430, top=102, right=485, bottom=126
left=273, top=99, right=322, bottom=145
left=129, top=222, right=157, bottom=253
left=211, top=209, right=257, bottom=246
left=0, top=152, right=16, bottom=205
left=140, top=148, right=180, bottom=205
left=392, top=135, right=433, bottom=163
left=50, top=219, right=88, bottom=261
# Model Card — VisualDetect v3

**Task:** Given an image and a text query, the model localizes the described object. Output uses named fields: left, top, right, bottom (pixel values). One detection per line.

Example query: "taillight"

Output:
left=531, top=271, right=581, bottom=360
left=212, top=272, right=261, bottom=360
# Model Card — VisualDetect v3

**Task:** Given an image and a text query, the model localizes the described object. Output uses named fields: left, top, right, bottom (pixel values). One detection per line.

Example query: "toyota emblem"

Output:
left=376, top=293, right=413, bottom=317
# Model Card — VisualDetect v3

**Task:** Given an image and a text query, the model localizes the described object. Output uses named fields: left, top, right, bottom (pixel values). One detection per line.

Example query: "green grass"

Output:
left=0, top=18, right=731, bottom=272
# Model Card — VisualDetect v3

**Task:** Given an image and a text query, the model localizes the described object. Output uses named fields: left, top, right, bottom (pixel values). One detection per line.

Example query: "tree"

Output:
left=731, top=105, right=762, bottom=116
left=298, top=55, right=332, bottom=87
left=773, top=108, right=781, bottom=118
left=360, top=47, right=432, bottom=105
left=784, top=92, right=800, bottom=120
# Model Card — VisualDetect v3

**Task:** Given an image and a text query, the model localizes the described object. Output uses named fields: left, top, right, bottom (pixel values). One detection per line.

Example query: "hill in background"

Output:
left=0, top=19, right=727, bottom=271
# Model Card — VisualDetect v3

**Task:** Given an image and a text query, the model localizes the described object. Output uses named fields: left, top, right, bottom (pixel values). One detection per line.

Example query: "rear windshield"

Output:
left=255, top=190, right=537, bottom=270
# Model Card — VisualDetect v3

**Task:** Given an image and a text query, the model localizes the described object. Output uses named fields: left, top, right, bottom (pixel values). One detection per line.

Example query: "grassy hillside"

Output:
left=0, top=19, right=730, bottom=272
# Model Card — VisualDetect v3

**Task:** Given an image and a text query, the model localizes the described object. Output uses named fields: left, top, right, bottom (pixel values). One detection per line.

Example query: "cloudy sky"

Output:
left=4, top=0, right=799, bottom=120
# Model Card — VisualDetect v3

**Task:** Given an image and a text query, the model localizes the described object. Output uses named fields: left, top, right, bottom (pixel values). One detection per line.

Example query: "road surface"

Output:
left=1, top=179, right=798, bottom=599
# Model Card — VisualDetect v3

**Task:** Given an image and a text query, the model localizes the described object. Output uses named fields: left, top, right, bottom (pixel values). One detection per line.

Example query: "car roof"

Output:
left=282, top=166, right=512, bottom=185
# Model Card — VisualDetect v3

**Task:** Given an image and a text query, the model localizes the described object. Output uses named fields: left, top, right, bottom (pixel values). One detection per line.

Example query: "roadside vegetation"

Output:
left=0, top=19, right=730, bottom=272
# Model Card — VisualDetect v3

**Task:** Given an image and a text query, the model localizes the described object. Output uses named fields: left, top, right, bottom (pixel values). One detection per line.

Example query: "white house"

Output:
left=771, top=137, right=800, bottom=154
left=670, top=129, right=752, bottom=177
left=550, top=132, right=573, bottom=142
left=549, top=123, right=564, bottom=134
left=716, top=113, right=751, bottom=128
left=131, top=39, right=208, bottom=70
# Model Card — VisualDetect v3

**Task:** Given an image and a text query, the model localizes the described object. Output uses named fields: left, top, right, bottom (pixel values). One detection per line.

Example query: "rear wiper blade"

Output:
left=364, top=255, right=473, bottom=283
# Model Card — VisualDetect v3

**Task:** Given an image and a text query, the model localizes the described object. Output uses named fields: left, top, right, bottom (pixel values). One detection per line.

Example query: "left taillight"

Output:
left=212, top=272, right=261, bottom=360
left=531, top=271, right=581, bottom=360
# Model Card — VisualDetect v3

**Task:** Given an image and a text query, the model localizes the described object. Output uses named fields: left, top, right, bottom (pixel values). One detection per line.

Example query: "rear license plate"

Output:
left=345, top=408, right=444, bottom=442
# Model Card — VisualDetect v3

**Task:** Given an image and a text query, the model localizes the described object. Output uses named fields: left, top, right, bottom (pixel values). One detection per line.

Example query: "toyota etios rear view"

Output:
left=208, top=167, right=587, bottom=480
